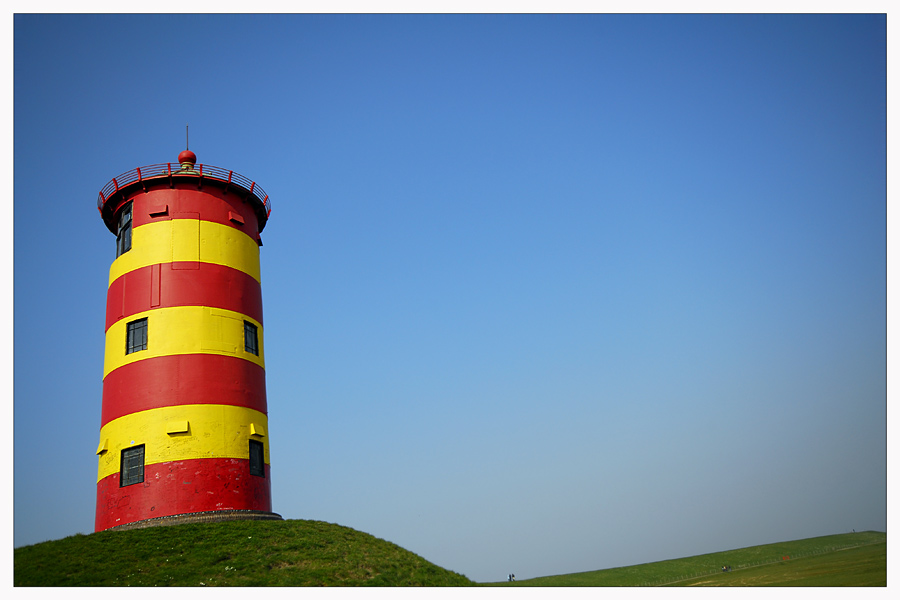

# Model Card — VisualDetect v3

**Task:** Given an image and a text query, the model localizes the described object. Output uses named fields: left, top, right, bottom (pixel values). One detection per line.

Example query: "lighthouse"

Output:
left=94, top=148, right=281, bottom=531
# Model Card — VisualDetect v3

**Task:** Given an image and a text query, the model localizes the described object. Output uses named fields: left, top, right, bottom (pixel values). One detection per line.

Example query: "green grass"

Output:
left=15, top=522, right=885, bottom=587
left=668, top=542, right=886, bottom=586
left=490, top=531, right=885, bottom=586
left=14, top=519, right=474, bottom=586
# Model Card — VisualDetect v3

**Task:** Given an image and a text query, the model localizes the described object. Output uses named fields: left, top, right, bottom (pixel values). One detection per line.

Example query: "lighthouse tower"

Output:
left=95, top=149, right=281, bottom=531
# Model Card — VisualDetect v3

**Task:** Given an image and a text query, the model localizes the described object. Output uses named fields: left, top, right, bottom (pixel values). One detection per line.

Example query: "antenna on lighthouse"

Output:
left=186, top=124, right=189, bottom=150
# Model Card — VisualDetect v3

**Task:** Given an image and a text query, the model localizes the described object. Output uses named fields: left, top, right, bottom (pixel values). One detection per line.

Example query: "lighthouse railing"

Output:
left=98, top=163, right=272, bottom=217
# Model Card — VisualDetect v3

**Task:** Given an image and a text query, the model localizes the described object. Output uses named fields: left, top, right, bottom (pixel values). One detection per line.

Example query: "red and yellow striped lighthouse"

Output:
left=95, top=149, right=281, bottom=531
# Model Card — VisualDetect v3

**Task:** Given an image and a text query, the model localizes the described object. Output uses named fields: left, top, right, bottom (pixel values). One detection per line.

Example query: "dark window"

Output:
left=244, top=321, right=259, bottom=355
left=120, top=445, right=145, bottom=487
left=126, top=318, right=148, bottom=354
left=249, top=440, right=265, bottom=477
left=116, top=202, right=133, bottom=258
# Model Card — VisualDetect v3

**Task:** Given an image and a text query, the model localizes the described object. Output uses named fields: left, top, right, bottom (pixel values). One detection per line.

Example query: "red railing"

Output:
left=98, top=163, right=272, bottom=218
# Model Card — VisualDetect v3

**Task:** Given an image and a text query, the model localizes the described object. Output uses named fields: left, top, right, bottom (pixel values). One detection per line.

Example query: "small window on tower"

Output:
left=116, top=202, right=133, bottom=258
left=249, top=440, right=265, bottom=477
left=244, top=321, right=259, bottom=356
left=120, top=444, right=145, bottom=487
left=126, top=318, right=148, bottom=354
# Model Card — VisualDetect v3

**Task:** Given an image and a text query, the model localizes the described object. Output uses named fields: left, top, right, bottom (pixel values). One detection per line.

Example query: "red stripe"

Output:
left=106, top=262, right=263, bottom=331
left=101, top=354, right=266, bottom=426
left=95, top=459, right=271, bottom=532
left=131, top=186, right=261, bottom=240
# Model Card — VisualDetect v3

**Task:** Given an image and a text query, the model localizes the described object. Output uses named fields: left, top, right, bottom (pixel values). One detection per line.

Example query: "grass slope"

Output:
left=16, top=522, right=885, bottom=587
left=669, top=542, right=886, bottom=587
left=14, top=519, right=473, bottom=587
left=496, top=531, right=885, bottom=586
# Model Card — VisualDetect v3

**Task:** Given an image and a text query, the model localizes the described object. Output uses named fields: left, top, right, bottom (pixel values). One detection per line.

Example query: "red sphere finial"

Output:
left=178, top=149, right=197, bottom=165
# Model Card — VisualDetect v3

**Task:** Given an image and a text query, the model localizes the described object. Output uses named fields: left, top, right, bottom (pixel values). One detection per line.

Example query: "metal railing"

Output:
left=97, top=163, right=271, bottom=218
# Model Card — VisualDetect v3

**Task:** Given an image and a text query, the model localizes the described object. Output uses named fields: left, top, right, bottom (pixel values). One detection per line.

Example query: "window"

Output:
left=244, top=321, right=259, bottom=355
left=126, top=318, right=148, bottom=354
left=116, top=202, right=133, bottom=257
left=120, top=444, right=145, bottom=487
left=249, top=440, right=265, bottom=477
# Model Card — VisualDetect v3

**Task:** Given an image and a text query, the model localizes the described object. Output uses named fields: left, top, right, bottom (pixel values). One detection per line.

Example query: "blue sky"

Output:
left=12, top=13, right=886, bottom=583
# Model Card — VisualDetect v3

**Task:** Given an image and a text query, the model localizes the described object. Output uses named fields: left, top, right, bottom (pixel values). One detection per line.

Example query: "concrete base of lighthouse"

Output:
left=105, top=509, right=283, bottom=531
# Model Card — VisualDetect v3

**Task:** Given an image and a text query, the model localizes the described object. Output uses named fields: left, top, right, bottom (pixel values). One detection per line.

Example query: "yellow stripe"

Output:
left=104, top=306, right=263, bottom=378
left=109, top=219, right=261, bottom=286
left=96, top=404, right=269, bottom=482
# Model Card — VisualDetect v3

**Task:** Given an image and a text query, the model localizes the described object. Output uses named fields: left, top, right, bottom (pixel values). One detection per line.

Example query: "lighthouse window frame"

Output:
left=244, top=321, right=259, bottom=356
left=120, top=444, right=145, bottom=487
left=249, top=440, right=265, bottom=477
left=116, top=201, right=133, bottom=258
left=126, top=317, right=148, bottom=354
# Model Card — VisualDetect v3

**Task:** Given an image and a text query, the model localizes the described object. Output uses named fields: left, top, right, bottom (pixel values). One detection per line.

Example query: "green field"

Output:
left=496, top=531, right=885, bottom=586
left=668, top=542, right=886, bottom=586
left=14, top=521, right=885, bottom=587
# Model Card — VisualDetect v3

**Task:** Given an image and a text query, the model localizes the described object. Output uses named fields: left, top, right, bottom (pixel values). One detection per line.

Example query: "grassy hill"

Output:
left=15, top=521, right=885, bottom=587
left=13, top=519, right=473, bottom=586
left=493, top=530, right=886, bottom=586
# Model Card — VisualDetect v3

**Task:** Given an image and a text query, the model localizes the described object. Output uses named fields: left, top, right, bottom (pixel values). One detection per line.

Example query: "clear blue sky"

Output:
left=13, top=13, right=886, bottom=583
